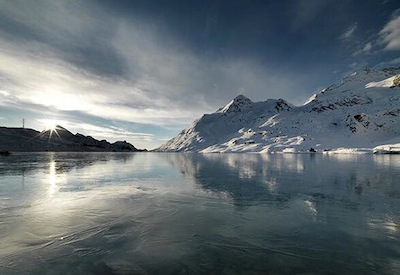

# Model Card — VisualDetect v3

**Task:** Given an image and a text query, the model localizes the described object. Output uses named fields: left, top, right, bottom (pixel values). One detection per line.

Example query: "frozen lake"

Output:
left=1, top=152, right=400, bottom=274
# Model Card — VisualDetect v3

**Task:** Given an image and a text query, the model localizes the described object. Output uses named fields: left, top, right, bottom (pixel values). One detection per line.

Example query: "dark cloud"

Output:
left=0, top=0, right=127, bottom=77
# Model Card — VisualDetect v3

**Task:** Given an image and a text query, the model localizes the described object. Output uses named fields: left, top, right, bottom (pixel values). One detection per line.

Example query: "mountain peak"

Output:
left=55, top=125, right=69, bottom=131
left=217, top=94, right=253, bottom=113
left=233, top=94, right=251, bottom=102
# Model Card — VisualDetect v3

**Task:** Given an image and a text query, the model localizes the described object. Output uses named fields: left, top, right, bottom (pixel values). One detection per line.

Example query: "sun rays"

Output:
left=39, top=119, right=63, bottom=142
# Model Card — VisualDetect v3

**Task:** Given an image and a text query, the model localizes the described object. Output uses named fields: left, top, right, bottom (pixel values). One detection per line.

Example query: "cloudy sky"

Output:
left=0, top=0, right=399, bottom=149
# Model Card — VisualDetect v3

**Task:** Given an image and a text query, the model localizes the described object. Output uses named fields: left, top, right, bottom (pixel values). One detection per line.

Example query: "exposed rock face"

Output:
left=392, top=75, right=400, bottom=88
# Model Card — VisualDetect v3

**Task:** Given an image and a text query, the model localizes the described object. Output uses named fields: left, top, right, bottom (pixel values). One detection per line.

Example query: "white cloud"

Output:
left=362, top=42, right=372, bottom=52
left=379, top=13, right=400, bottom=50
left=352, top=12, right=400, bottom=56
left=340, top=23, right=358, bottom=40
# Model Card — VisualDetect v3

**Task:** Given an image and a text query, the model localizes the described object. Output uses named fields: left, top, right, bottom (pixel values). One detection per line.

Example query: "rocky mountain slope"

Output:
left=0, top=125, right=144, bottom=152
left=157, top=67, right=400, bottom=153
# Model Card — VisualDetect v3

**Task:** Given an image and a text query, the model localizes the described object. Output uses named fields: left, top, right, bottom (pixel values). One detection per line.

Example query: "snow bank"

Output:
left=373, top=144, right=400, bottom=154
left=323, top=148, right=373, bottom=155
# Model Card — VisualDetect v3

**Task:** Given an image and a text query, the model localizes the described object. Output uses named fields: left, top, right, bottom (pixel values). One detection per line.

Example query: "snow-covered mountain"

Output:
left=157, top=67, right=400, bottom=153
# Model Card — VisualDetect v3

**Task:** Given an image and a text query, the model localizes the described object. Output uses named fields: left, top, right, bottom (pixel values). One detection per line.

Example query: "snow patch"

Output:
left=366, top=75, right=399, bottom=88
left=282, top=148, right=297, bottom=153
left=373, top=143, right=400, bottom=154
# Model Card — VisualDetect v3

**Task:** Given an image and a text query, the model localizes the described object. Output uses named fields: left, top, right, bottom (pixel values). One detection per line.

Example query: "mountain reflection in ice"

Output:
left=0, top=152, right=400, bottom=274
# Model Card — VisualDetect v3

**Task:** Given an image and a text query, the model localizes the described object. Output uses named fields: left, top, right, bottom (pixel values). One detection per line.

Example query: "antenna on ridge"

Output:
left=22, top=118, right=25, bottom=128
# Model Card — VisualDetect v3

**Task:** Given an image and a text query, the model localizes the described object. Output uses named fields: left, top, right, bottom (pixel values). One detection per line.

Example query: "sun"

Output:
left=42, top=119, right=59, bottom=131
left=39, top=119, right=64, bottom=141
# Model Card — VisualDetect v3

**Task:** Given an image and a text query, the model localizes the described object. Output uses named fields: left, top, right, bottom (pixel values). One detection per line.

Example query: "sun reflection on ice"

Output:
left=48, top=161, right=57, bottom=196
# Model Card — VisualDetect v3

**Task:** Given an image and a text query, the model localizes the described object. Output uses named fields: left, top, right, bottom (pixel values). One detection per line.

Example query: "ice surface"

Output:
left=1, top=152, right=400, bottom=274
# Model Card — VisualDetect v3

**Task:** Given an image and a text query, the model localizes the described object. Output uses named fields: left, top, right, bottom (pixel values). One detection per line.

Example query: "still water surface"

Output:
left=0, top=152, right=400, bottom=274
